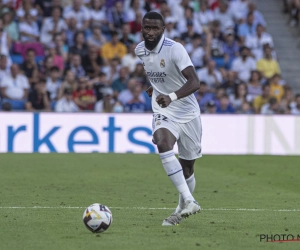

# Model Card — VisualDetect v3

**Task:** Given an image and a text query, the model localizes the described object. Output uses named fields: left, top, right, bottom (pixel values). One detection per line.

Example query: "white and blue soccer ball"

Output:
left=82, top=203, right=113, bottom=233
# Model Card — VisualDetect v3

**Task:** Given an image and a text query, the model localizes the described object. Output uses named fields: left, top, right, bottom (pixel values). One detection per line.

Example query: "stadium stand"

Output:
left=0, top=0, right=299, bottom=115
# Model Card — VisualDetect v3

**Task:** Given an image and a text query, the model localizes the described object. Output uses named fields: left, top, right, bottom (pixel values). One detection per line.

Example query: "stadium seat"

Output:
left=2, top=99, right=25, bottom=110
left=11, top=54, right=24, bottom=64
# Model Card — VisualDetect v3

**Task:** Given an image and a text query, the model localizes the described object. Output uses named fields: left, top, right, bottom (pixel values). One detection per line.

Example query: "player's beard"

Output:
left=143, top=33, right=163, bottom=51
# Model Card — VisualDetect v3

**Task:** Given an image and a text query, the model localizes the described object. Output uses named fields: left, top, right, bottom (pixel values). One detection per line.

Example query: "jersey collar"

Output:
left=144, top=35, right=165, bottom=54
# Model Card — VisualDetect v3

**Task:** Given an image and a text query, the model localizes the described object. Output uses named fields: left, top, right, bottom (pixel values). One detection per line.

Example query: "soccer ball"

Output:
left=82, top=203, right=113, bottom=233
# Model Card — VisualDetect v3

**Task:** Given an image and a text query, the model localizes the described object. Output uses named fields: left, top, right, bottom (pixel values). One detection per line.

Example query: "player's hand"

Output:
left=156, top=94, right=171, bottom=108
left=146, top=86, right=153, bottom=97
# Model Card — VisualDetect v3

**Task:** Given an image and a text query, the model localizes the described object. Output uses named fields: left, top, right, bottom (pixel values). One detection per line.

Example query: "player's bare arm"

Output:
left=156, top=66, right=200, bottom=108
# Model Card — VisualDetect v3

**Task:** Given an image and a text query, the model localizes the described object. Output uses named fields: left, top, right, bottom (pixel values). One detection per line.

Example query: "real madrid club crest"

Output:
left=160, top=59, right=165, bottom=68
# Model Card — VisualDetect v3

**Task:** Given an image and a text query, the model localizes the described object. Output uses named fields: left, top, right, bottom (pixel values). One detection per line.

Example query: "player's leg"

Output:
left=175, top=116, right=202, bottom=218
left=154, top=128, right=195, bottom=203
left=174, top=159, right=196, bottom=214
left=154, top=128, right=196, bottom=226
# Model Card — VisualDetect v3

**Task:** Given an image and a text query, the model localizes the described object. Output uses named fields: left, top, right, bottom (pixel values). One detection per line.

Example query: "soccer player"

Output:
left=135, top=12, right=202, bottom=226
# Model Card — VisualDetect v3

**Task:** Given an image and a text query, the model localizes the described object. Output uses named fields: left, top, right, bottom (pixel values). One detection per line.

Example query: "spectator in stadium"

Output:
left=256, top=44, right=281, bottom=80
left=102, top=57, right=121, bottom=84
left=216, top=94, right=235, bottom=114
left=47, top=43, right=65, bottom=74
left=19, top=12, right=40, bottom=42
left=54, top=33, right=69, bottom=62
left=118, top=78, right=145, bottom=106
left=269, top=74, right=285, bottom=102
left=253, top=84, right=271, bottom=113
left=213, top=0, right=235, bottom=32
left=55, top=87, right=79, bottom=112
left=111, top=66, right=129, bottom=95
left=291, top=94, right=300, bottom=115
left=164, top=17, right=180, bottom=40
left=214, top=86, right=225, bottom=107
left=1, top=64, right=30, bottom=109
left=185, top=34, right=206, bottom=69
left=107, top=1, right=128, bottom=32
left=101, top=31, right=127, bottom=63
left=230, top=0, right=249, bottom=21
left=73, top=76, right=96, bottom=110
left=1, top=7, right=19, bottom=42
left=129, top=10, right=142, bottom=35
left=229, top=83, right=250, bottom=112
left=119, top=23, right=135, bottom=50
left=239, top=101, right=253, bottom=114
left=46, top=66, right=61, bottom=101
left=40, top=7, right=67, bottom=45
left=128, top=0, right=147, bottom=22
left=207, top=20, right=224, bottom=59
left=247, top=70, right=262, bottom=101
left=124, top=84, right=147, bottom=113
left=196, top=0, right=214, bottom=32
left=283, top=87, right=296, bottom=110
left=66, top=53, right=86, bottom=79
left=0, top=55, right=9, bottom=83
left=195, top=81, right=214, bottom=112
left=65, top=17, right=78, bottom=47
left=25, top=78, right=50, bottom=111
left=34, top=0, right=62, bottom=17
left=231, top=46, right=256, bottom=83
left=177, top=6, right=203, bottom=35
left=58, top=70, right=77, bottom=99
left=63, top=0, right=91, bottom=31
left=87, top=24, right=107, bottom=50
left=112, top=101, right=124, bottom=113
left=180, top=20, right=201, bottom=44
left=171, top=0, right=191, bottom=23
left=247, top=2, right=266, bottom=27
left=130, top=63, right=149, bottom=88
left=16, top=1, right=39, bottom=23
left=82, top=45, right=104, bottom=78
left=197, top=60, right=222, bottom=92
left=121, top=43, right=141, bottom=73
left=221, top=70, right=240, bottom=96
left=40, top=55, right=54, bottom=79
left=69, top=31, right=89, bottom=59
left=94, top=86, right=115, bottom=112
left=245, top=24, right=274, bottom=61
left=20, top=48, right=39, bottom=88
left=261, top=97, right=279, bottom=114
left=0, top=19, right=11, bottom=60
left=223, top=29, right=240, bottom=66
left=205, top=100, right=216, bottom=114
left=89, top=0, right=108, bottom=33
left=238, top=12, right=257, bottom=44
left=92, top=72, right=108, bottom=102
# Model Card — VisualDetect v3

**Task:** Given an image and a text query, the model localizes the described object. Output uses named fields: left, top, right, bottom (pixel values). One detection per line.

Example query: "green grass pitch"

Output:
left=0, top=154, right=299, bottom=250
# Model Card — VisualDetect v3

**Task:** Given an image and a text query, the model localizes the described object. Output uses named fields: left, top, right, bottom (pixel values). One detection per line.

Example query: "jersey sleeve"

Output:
left=171, top=42, right=193, bottom=72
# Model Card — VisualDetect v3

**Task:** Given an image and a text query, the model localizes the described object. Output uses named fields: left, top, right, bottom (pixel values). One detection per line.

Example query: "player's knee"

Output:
left=182, top=168, right=193, bottom=179
left=182, top=165, right=194, bottom=179
left=156, top=140, right=173, bottom=153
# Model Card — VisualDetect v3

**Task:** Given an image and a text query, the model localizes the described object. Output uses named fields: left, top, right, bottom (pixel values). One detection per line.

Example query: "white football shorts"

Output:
left=152, top=113, right=202, bottom=160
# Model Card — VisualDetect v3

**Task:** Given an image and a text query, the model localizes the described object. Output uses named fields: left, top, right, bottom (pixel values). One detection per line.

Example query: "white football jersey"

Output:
left=135, top=35, right=200, bottom=123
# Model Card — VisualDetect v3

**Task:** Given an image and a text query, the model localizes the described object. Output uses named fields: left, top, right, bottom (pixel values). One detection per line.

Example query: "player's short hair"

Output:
left=142, top=12, right=164, bottom=26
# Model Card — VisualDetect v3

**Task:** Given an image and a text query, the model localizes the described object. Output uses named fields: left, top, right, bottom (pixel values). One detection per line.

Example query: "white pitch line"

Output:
left=0, top=206, right=299, bottom=212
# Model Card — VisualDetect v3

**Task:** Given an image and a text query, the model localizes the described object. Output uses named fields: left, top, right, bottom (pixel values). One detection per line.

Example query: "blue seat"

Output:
left=11, top=54, right=24, bottom=64
left=2, top=99, right=25, bottom=110
left=35, top=55, right=45, bottom=64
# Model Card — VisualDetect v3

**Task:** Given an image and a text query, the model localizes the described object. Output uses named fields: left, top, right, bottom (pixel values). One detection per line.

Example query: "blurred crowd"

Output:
left=0, top=0, right=299, bottom=115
